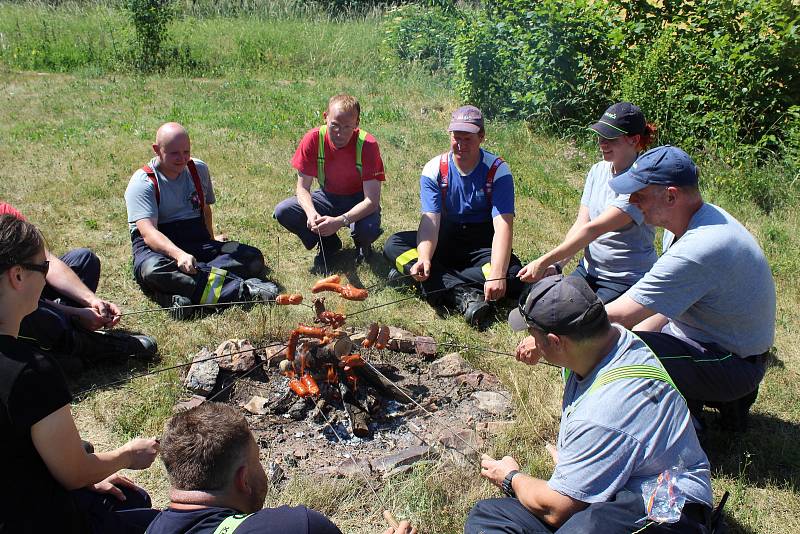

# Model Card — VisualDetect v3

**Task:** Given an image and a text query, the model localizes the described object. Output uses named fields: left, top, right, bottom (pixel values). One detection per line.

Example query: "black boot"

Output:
left=71, top=328, right=158, bottom=363
left=715, top=387, right=759, bottom=432
left=451, top=285, right=491, bottom=327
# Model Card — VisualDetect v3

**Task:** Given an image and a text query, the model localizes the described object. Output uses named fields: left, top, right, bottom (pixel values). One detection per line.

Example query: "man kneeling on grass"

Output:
left=146, top=402, right=416, bottom=534
left=465, top=275, right=714, bottom=534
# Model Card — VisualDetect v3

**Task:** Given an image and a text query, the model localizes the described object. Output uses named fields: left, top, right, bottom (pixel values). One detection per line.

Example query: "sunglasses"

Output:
left=19, top=260, right=50, bottom=276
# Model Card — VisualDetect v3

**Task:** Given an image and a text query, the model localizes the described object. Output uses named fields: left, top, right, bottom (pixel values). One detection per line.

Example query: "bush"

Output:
left=619, top=0, right=800, bottom=161
left=126, top=0, right=176, bottom=71
left=383, top=3, right=462, bottom=73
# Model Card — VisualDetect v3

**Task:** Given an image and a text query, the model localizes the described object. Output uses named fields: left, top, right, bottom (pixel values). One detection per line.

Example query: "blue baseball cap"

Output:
left=609, top=145, right=699, bottom=194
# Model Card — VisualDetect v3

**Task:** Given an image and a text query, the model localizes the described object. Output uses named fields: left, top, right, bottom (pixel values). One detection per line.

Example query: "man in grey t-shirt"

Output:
left=606, top=146, right=776, bottom=430
left=125, top=123, right=278, bottom=318
left=466, top=275, right=714, bottom=533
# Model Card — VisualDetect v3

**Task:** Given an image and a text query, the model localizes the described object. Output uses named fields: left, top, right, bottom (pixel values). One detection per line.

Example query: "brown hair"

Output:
left=0, top=215, right=45, bottom=274
left=328, top=94, right=360, bottom=118
left=160, top=402, right=254, bottom=491
left=637, top=122, right=657, bottom=152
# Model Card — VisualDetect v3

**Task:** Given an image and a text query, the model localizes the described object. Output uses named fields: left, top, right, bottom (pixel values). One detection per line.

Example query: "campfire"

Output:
left=180, top=275, right=513, bottom=480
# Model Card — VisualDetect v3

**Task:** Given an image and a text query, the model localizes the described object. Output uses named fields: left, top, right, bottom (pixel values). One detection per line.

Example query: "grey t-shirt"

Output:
left=124, top=157, right=216, bottom=233
left=579, top=161, right=656, bottom=284
left=627, top=203, right=775, bottom=357
left=549, top=326, right=712, bottom=507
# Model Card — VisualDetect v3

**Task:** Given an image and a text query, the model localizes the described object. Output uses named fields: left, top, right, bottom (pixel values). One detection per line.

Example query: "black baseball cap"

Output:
left=589, top=102, right=646, bottom=139
left=508, top=275, right=608, bottom=334
left=609, top=145, right=699, bottom=194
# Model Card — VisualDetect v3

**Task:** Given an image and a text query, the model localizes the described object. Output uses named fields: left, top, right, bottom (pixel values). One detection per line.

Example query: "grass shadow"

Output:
left=703, top=411, right=800, bottom=489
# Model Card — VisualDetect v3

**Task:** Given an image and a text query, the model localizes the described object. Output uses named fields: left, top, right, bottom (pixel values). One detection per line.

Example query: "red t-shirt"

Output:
left=0, top=202, right=26, bottom=220
left=291, top=127, right=385, bottom=196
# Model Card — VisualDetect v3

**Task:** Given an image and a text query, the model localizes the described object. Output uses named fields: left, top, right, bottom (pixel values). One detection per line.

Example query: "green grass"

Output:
left=1, top=3, right=799, bottom=533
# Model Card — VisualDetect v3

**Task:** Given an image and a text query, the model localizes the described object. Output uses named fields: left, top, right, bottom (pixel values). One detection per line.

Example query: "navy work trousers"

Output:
left=132, top=217, right=266, bottom=305
left=465, top=491, right=710, bottom=534
left=72, top=483, right=158, bottom=534
left=569, top=262, right=632, bottom=304
left=273, top=189, right=382, bottom=251
left=19, top=248, right=100, bottom=354
left=383, top=220, right=523, bottom=304
left=635, top=331, right=766, bottom=404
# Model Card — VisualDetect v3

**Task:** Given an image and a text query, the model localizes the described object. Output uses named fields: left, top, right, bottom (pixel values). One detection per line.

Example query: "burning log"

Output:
left=338, top=381, right=371, bottom=438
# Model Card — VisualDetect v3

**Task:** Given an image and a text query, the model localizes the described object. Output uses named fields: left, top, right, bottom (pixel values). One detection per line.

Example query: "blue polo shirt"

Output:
left=420, top=149, right=514, bottom=223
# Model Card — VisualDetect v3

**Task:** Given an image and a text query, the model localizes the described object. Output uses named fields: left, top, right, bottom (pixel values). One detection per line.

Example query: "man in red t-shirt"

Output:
left=0, top=201, right=156, bottom=366
left=274, top=94, right=385, bottom=272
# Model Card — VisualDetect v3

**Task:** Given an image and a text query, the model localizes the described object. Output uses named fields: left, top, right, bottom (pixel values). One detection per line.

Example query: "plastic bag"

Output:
left=642, top=467, right=686, bottom=523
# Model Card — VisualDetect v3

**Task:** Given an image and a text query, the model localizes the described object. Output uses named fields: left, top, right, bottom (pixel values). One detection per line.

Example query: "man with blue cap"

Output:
left=605, top=145, right=776, bottom=431
left=465, top=274, right=714, bottom=533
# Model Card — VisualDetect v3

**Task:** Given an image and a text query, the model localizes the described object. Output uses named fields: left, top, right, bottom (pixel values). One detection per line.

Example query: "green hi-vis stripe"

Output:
left=317, top=126, right=368, bottom=189
left=201, top=266, right=228, bottom=304
left=588, top=365, right=677, bottom=394
left=395, top=248, right=419, bottom=273
left=355, top=129, right=367, bottom=176
left=212, top=513, right=253, bottom=534
left=481, top=262, right=491, bottom=279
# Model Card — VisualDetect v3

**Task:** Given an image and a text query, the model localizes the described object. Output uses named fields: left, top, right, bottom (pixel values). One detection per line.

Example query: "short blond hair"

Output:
left=328, top=94, right=360, bottom=118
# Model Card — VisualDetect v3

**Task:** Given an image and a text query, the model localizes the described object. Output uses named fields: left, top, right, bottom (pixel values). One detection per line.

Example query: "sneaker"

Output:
left=244, top=278, right=279, bottom=302
left=451, top=285, right=492, bottom=327
left=355, top=245, right=373, bottom=265
left=71, top=329, right=158, bottom=362
left=311, top=235, right=342, bottom=274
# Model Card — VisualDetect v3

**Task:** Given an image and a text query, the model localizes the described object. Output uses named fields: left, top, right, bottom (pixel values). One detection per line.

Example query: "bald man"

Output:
left=125, top=123, right=278, bottom=319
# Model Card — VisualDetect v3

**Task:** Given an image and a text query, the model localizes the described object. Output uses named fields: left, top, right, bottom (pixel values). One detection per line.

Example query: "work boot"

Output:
left=311, top=234, right=342, bottom=274
left=451, top=285, right=491, bottom=327
left=715, top=388, right=759, bottom=432
left=169, top=295, right=194, bottom=321
left=387, top=267, right=410, bottom=288
left=355, top=245, right=373, bottom=265
left=244, top=278, right=279, bottom=302
left=71, top=329, right=158, bottom=362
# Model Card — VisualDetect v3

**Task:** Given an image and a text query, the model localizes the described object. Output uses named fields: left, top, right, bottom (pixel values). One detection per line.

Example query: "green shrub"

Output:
left=619, top=0, right=800, bottom=162
left=126, top=0, right=176, bottom=71
left=383, top=3, right=463, bottom=73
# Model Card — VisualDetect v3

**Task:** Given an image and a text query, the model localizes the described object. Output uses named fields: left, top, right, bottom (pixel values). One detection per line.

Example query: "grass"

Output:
left=1, top=3, right=800, bottom=533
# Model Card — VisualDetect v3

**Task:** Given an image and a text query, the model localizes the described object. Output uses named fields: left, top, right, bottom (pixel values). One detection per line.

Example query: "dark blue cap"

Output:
left=508, top=275, right=606, bottom=334
left=609, top=145, right=698, bottom=194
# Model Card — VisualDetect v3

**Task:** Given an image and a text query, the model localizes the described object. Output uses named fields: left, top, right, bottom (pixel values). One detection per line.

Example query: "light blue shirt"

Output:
left=549, top=326, right=712, bottom=507
left=125, top=157, right=216, bottom=233
left=579, top=161, right=656, bottom=284
left=627, top=203, right=775, bottom=356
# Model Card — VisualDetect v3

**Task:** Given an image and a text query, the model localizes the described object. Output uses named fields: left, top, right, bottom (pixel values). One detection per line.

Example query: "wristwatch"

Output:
left=340, top=213, right=351, bottom=226
left=502, top=470, right=520, bottom=498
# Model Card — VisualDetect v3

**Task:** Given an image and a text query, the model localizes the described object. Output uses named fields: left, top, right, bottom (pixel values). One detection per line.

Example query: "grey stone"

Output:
left=349, top=331, right=367, bottom=345
left=292, top=448, right=310, bottom=460
left=288, top=398, right=309, bottom=421
left=387, top=327, right=416, bottom=353
left=217, top=339, right=257, bottom=372
left=475, top=421, right=515, bottom=436
left=454, top=371, right=501, bottom=389
left=173, top=395, right=205, bottom=413
left=243, top=395, right=269, bottom=415
left=335, top=456, right=372, bottom=478
left=184, top=347, right=220, bottom=395
left=430, top=353, right=472, bottom=377
left=438, top=428, right=482, bottom=456
left=370, top=446, right=436, bottom=473
left=264, top=342, right=288, bottom=366
left=414, top=336, right=437, bottom=359
left=472, top=391, right=512, bottom=415
left=268, top=461, right=285, bottom=485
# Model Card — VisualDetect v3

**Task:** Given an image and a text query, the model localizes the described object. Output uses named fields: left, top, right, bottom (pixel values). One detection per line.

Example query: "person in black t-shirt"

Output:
left=147, top=402, right=417, bottom=534
left=0, top=215, right=160, bottom=534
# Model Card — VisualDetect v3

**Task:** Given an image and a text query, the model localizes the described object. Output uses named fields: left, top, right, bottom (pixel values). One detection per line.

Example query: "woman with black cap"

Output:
left=518, top=102, right=658, bottom=303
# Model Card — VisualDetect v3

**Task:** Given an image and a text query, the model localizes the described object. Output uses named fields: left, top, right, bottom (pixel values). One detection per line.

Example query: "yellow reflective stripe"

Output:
left=212, top=513, right=253, bottom=534
left=481, top=262, right=491, bottom=279
left=562, top=368, right=571, bottom=384
left=355, top=129, right=367, bottom=176
left=200, top=267, right=228, bottom=304
left=395, top=248, right=419, bottom=273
